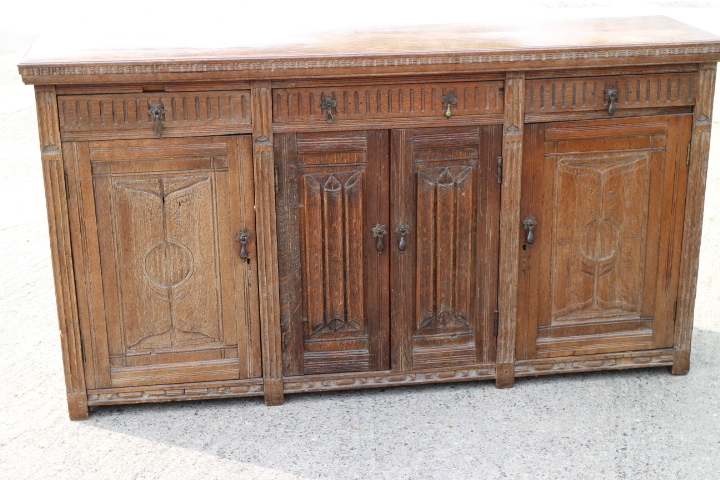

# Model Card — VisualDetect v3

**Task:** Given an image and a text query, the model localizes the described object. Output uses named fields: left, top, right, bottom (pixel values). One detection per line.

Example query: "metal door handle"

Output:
left=522, top=216, right=538, bottom=246
left=236, top=230, right=252, bottom=260
left=371, top=223, right=388, bottom=252
left=395, top=223, right=410, bottom=252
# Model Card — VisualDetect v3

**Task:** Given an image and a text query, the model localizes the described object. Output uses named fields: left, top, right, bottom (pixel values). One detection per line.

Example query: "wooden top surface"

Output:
left=19, top=16, right=720, bottom=85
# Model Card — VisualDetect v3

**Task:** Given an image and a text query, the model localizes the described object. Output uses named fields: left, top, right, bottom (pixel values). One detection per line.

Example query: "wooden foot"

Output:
left=67, top=393, right=89, bottom=420
left=671, top=349, right=691, bottom=375
left=263, top=378, right=284, bottom=405
left=495, top=363, right=515, bottom=389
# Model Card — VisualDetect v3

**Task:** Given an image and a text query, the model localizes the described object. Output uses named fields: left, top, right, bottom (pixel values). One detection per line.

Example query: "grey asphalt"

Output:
left=1, top=3, right=719, bottom=479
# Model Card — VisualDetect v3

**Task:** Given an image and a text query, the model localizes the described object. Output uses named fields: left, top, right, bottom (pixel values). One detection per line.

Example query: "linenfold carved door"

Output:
left=275, top=127, right=501, bottom=375
left=391, top=126, right=502, bottom=371
left=517, top=115, right=692, bottom=359
left=275, top=131, right=390, bottom=375
left=66, top=136, right=262, bottom=389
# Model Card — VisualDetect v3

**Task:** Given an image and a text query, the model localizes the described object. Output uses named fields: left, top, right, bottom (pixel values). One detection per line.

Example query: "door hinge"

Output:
left=274, top=165, right=280, bottom=194
left=673, top=299, right=678, bottom=324
left=80, top=339, right=87, bottom=363
left=493, top=310, right=499, bottom=336
left=686, top=142, right=692, bottom=166
left=64, top=173, right=70, bottom=199
left=496, top=156, right=503, bottom=184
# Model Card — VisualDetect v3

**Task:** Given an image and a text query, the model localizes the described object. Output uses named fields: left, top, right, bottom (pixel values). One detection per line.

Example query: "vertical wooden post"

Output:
left=390, top=128, right=413, bottom=373
left=672, top=62, right=717, bottom=375
left=35, top=85, right=88, bottom=420
left=251, top=81, right=284, bottom=404
left=496, top=72, right=525, bottom=388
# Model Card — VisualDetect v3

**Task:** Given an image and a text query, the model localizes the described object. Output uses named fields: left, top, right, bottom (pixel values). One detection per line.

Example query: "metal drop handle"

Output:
left=319, top=96, right=337, bottom=123
left=371, top=223, right=388, bottom=252
left=395, top=223, right=410, bottom=252
left=522, top=216, right=538, bottom=246
left=440, top=92, right=458, bottom=118
left=148, top=101, right=166, bottom=137
left=236, top=230, right=252, bottom=260
left=604, top=87, right=618, bottom=117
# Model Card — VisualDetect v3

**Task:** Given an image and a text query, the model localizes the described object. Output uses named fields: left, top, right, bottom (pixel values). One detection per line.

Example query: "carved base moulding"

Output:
left=85, top=349, right=674, bottom=407
left=515, top=349, right=675, bottom=376
left=19, top=16, right=719, bottom=419
left=87, top=380, right=265, bottom=406
left=284, top=366, right=497, bottom=393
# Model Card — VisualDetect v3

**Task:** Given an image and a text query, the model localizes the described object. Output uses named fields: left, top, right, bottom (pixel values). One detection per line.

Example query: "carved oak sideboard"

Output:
left=19, top=16, right=720, bottom=419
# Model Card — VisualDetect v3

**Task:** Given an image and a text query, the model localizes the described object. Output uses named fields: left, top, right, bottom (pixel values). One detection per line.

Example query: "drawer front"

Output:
left=525, top=72, right=697, bottom=118
left=273, top=81, right=504, bottom=125
left=58, top=90, right=252, bottom=140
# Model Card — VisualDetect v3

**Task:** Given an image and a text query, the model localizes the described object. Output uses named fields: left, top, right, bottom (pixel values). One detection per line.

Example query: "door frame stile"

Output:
left=64, top=140, right=112, bottom=391
left=390, top=128, right=414, bottom=372
left=35, top=85, right=89, bottom=420
left=496, top=72, right=526, bottom=388
left=251, top=81, right=284, bottom=403
left=673, top=62, right=717, bottom=374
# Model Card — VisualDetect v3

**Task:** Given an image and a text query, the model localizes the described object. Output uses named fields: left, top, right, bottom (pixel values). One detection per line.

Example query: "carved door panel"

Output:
left=391, top=126, right=502, bottom=371
left=517, top=115, right=692, bottom=359
left=275, top=131, right=390, bottom=375
left=66, top=136, right=261, bottom=389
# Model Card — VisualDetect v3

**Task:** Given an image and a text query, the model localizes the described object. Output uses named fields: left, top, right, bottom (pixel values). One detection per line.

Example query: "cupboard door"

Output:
left=517, top=115, right=692, bottom=359
left=391, top=126, right=502, bottom=370
left=275, top=131, right=390, bottom=375
left=66, top=136, right=261, bottom=388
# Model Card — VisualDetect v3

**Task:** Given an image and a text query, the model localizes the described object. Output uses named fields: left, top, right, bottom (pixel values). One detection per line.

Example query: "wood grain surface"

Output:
left=251, top=81, right=285, bottom=405
left=18, top=17, right=720, bottom=84
left=496, top=72, right=525, bottom=388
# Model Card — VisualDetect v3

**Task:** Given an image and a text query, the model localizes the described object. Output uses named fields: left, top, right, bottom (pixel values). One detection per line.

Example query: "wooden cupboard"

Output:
left=19, top=16, right=720, bottom=419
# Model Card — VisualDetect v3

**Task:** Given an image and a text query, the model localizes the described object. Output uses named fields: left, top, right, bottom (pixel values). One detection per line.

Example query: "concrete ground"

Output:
left=1, top=2, right=719, bottom=479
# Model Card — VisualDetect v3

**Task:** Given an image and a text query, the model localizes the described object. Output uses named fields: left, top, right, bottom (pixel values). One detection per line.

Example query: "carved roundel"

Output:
left=144, top=241, right=193, bottom=288
left=580, top=219, right=618, bottom=262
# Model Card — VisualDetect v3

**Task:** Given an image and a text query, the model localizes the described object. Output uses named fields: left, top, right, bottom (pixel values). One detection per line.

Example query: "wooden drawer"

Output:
left=272, top=81, right=504, bottom=128
left=58, top=90, right=252, bottom=140
left=525, top=72, right=697, bottom=121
